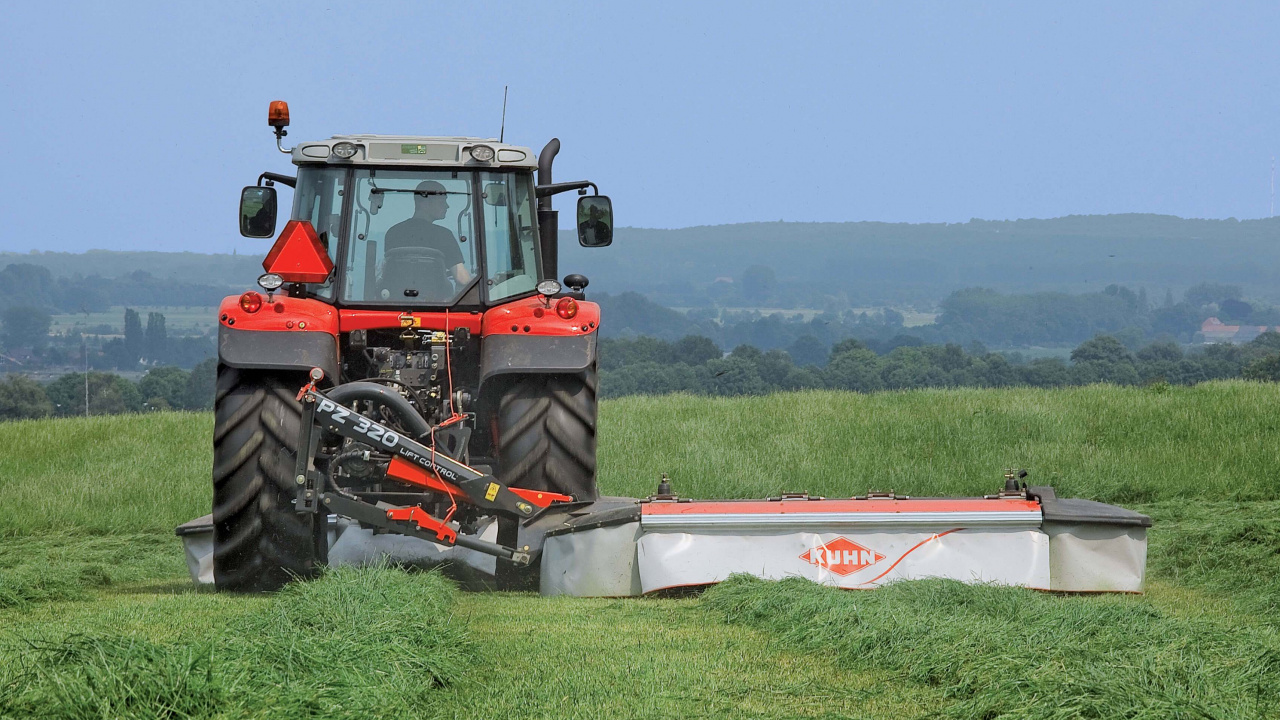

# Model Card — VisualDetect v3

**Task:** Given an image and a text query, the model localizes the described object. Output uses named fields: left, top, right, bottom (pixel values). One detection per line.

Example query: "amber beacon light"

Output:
left=268, top=100, right=290, bottom=128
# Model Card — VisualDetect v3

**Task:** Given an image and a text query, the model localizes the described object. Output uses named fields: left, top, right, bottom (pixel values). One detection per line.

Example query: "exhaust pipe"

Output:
left=537, top=138, right=560, bottom=207
left=537, top=138, right=561, bottom=280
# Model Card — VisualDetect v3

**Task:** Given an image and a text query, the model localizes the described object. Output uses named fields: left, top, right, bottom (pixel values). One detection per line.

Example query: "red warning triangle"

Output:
left=262, top=220, right=334, bottom=283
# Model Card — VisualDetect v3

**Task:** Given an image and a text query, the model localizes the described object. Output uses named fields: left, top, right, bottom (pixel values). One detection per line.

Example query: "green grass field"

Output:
left=49, top=306, right=218, bottom=337
left=1, top=382, right=1278, bottom=718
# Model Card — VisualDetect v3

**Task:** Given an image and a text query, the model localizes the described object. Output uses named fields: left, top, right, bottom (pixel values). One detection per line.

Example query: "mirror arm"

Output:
left=258, top=172, right=297, bottom=189
left=536, top=180, right=593, bottom=198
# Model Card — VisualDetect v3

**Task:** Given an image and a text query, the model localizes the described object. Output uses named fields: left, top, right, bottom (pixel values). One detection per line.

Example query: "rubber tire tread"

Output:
left=496, top=369, right=599, bottom=501
left=212, top=365, right=325, bottom=592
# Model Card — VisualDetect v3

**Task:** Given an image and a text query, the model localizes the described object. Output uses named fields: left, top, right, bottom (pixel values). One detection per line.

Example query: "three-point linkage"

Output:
left=292, top=384, right=572, bottom=565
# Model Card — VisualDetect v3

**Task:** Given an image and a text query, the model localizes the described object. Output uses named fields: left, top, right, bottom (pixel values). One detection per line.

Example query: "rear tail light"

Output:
left=555, top=297, right=578, bottom=320
left=239, top=291, right=263, bottom=313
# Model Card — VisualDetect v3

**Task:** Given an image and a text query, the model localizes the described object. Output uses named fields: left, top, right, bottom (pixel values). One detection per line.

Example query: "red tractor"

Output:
left=214, top=101, right=613, bottom=591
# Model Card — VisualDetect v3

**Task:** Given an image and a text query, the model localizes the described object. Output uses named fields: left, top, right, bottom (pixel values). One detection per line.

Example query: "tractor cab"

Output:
left=239, top=102, right=612, bottom=311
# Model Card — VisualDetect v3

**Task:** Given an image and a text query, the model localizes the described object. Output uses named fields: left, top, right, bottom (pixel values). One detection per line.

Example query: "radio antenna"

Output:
left=499, top=86, right=508, bottom=143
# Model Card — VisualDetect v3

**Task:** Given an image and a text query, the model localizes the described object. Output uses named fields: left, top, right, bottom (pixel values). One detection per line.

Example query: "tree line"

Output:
left=11, top=214, right=1280, bottom=312
left=6, top=332, right=1280, bottom=421
left=0, top=359, right=215, bottom=420
left=598, top=332, right=1280, bottom=398
left=1, top=305, right=215, bottom=371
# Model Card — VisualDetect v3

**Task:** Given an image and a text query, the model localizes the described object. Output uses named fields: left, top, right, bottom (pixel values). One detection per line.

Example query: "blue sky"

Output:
left=1, top=1, right=1278, bottom=253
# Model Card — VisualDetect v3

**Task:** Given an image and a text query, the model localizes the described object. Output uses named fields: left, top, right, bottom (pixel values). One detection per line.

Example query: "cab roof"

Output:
left=290, top=135, right=538, bottom=170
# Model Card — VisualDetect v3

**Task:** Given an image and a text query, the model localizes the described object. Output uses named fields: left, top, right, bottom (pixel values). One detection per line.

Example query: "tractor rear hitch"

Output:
left=293, top=385, right=562, bottom=565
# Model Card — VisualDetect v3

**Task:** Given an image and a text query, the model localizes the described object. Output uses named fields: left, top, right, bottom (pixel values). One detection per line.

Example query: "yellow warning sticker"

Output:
left=485, top=483, right=499, bottom=501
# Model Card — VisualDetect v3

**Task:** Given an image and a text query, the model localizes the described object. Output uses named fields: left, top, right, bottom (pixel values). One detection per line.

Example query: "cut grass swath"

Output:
left=704, top=575, right=1280, bottom=720
left=0, top=533, right=187, bottom=608
left=0, top=566, right=474, bottom=720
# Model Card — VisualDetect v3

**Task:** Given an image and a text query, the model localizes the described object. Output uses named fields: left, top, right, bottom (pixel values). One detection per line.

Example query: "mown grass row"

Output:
left=0, top=533, right=185, bottom=608
left=1144, top=500, right=1280, bottom=617
left=3, top=381, right=1280, bottom=535
left=0, top=566, right=473, bottom=720
left=703, top=576, right=1280, bottom=720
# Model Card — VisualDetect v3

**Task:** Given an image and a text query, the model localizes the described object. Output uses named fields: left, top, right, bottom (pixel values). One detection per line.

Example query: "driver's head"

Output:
left=588, top=205, right=602, bottom=220
left=413, top=180, right=448, bottom=220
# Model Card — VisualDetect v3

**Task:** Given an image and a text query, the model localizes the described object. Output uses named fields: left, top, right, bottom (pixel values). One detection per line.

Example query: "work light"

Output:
left=257, top=273, right=284, bottom=291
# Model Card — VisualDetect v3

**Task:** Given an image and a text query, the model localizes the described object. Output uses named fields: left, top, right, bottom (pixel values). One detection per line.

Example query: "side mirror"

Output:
left=576, top=195, right=613, bottom=247
left=240, top=186, right=278, bottom=238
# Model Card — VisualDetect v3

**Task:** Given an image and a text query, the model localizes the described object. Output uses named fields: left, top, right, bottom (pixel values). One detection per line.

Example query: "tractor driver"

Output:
left=383, top=180, right=472, bottom=284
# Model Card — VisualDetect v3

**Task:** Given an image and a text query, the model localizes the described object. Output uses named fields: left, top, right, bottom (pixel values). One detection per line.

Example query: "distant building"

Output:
left=0, top=349, right=33, bottom=368
left=1201, top=317, right=1275, bottom=344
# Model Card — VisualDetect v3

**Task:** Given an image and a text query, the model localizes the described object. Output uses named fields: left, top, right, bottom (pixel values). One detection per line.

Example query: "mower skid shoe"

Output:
left=495, top=516, right=541, bottom=590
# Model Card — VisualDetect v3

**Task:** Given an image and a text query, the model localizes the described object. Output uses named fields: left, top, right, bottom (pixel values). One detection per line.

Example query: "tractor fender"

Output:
left=479, top=331, right=597, bottom=387
left=479, top=297, right=600, bottom=387
left=218, top=326, right=339, bottom=381
left=217, top=294, right=339, bottom=380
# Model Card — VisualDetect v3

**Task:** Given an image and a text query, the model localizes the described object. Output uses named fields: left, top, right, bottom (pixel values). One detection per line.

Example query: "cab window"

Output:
left=481, top=172, right=540, bottom=302
left=342, top=169, right=478, bottom=305
left=291, top=167, right=346, bottom=300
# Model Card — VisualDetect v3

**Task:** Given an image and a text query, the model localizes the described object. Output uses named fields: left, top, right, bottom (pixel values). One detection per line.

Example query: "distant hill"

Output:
left=0, top=250, right=263, bottom=289
left=5, top=214, right=1279, bottom=307
left=561, top=214, right=1280, bottom=307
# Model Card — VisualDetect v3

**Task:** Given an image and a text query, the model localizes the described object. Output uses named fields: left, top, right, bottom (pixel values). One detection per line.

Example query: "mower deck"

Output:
left=539, top=490, right=1150, bottom=596
left=179, top=487, right=1149, bottom=595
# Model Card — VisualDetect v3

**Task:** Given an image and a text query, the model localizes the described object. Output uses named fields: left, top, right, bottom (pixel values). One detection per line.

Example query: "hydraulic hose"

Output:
left=326, top=381, right=432, bottom=440
left=327, top=448, right=386, bottom=502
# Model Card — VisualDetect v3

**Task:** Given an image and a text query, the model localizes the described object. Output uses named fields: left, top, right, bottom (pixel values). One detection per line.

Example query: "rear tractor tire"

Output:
left=212, top=366, right=327, bottom=592
left=496, top=369, right=599, bottom=502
